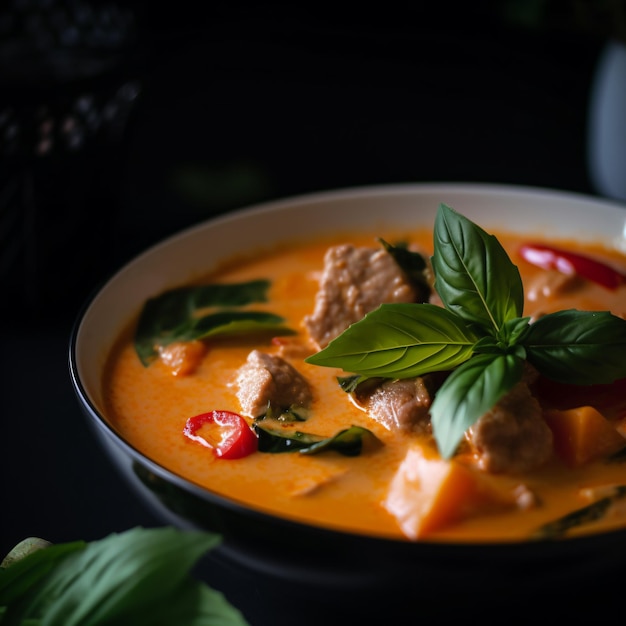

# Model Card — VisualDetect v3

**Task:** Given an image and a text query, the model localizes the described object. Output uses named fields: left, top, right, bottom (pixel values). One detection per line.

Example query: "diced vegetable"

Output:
left=158, top=340, right=207, bottom=376
left=543, top=406, right=626, bottom=467
left=383, top=444, right=515, bottom=539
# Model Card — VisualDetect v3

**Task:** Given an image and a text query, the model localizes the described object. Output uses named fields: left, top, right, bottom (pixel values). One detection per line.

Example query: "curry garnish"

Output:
left=532, top=485, right=626, bottom=539
left=305, top=203, right=626, bottom=459
left=253, top=423, right=381, bottom=456
left=134, top=279, right=294, bottom=366
left=377, top=237, right=432, bottom=298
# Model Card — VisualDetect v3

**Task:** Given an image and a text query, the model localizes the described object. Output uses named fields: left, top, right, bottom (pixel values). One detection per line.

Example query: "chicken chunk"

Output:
left=353, top=376, right=435, bottom=433
left=235, top=350, right=313, bottom=417
left=304, top=244, right=425, bottom=348
left=526, top=270, right=583, bottom=320
left=469, top=379, right=553, bottom=474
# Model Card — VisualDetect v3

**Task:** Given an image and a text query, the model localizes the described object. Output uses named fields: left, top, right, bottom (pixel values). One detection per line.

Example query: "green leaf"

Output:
left=259, top=403, right=309, bottom=422
left=498, top=316, right=532, bottom=346
left=377, top=238, right=431, bottom=297
left=305, top=302, right=479, bottom=377
left=134, top=280, right=293, bottom=366
left=532, top=486, right=626, bottom=539
left=337, top=374, right=367, bottom=393
left=524, top=309, right=626, bottom=384
left=432, top=203, right=524, bottom=335
left=182, top=311, right=291, bottom=341
left=299, top=425, right=381, bottom=456
left=430, top=352, right=525, bottom=458
left=1, top=527, right=248, bottom=626
left=0, top=540, right=86, bottom=618
left=254, top=424, right=324, bottom=452
left=254, top=424, right=380, bottom=456
left=472, top=318, right=530, bottom=358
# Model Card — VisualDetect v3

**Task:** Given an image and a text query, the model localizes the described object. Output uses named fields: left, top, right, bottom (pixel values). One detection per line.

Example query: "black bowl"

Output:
left=69, top=183, right=626, bottom=624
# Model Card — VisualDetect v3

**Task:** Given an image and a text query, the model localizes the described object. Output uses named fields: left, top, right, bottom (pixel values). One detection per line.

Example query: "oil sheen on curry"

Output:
left=103, top=206, right=626, bottom=543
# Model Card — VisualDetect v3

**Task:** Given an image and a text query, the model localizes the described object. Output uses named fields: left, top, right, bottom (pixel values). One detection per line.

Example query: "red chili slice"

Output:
left=519, top=243, right=626, bottom=291
left=183, top=410, right=258, bottom=459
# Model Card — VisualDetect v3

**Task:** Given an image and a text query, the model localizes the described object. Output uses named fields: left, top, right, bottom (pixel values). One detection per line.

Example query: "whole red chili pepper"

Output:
left=518, top=243, right=626, bottom=291
left=184, top=410, right=258, bottom=459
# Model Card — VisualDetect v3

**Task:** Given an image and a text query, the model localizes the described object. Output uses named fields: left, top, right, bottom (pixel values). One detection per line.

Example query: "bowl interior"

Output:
left=74, top=183, right=626, bottom=519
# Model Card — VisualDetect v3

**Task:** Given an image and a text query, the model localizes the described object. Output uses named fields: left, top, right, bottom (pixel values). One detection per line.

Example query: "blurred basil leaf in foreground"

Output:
left=0, top=526, right=249, bottom=626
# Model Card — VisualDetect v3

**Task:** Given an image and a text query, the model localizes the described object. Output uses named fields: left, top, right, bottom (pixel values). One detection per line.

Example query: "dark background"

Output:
left=1, top=0, right=623, bottom=619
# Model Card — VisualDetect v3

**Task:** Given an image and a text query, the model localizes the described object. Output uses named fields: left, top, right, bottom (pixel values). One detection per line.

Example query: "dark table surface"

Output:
left=1, top=3, right=622, bottom=622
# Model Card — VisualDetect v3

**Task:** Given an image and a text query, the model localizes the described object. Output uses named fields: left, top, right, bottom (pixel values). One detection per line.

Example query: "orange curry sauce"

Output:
left=102, top=229, right=626, bottom=542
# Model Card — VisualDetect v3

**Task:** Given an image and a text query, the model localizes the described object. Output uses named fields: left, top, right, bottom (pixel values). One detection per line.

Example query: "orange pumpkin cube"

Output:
left=383, top=445, right=515, bottom=539
left=544, top=406, right=626, bottom=467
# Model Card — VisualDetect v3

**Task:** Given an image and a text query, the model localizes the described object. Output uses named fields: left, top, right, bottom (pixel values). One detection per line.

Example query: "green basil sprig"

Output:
left=306, top=203, right=626, bottom=459
left=0, top=527, right=249, bottom=625
left=135, top=280, right=294, bottom=366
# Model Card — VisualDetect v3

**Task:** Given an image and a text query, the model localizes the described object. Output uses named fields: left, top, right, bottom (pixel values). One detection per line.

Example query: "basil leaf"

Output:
left=498, top=316, right=532, bottom=346
left=337, top=374, right=367, bottom=393
left=134, top=280, right=293, bottom=366
left=432, top=203, right=524, bottom=334
left=473, top=319, right=529, bottom=359
left=254, top=424, right=380, bottom=456
left=377, top=238, right=431, bottom=297
left=256, top=402, right=309, bottom=422
left=0, top=540, right=85, bottom=612
left=254, top=424, right=323, bottom=452
left=142, top=281, right=272, bottom=329
left=1, top=527, right=248, bottom=626
left=431, top=352, right=525, bottom=459
left=299, top=425, right=381, bottom=456
left=305, top=302, right=479, bottom=377
left=524, top=309, right=626, bottom=384
left=182, top=311, right=290, bottom=340
left=532, top=486, right=626, bottom=539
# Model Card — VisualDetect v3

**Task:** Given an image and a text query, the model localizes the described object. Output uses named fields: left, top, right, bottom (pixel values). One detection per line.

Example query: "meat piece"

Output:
left=526, top=270, right=583, bottom=321
left=235, top=350, right=313, bottom=417
left=354, top=376, right=434, bottom=433
left=469, top=379, right=553, bottom=474
left=304, top=244, right=424, bottom=348
left=526, top=269, right=582, bottom=301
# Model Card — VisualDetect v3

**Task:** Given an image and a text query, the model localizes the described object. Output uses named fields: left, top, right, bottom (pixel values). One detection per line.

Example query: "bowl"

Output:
left=69, top=183, right=626, bottom=624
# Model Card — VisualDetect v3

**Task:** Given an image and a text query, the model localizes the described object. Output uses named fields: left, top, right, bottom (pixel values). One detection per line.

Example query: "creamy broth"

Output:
left=102, top=228, right=626, bottom=542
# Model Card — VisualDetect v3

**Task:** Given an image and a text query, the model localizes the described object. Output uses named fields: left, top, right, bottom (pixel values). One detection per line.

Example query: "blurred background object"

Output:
left=588, top=39, right=626, bottom=201
left=0, top=0, right=143, bottom=324
left=498, top=0, right=626, bottom=201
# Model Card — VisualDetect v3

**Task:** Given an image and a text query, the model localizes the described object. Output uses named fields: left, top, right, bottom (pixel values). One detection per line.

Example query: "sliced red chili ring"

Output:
left=184, top=410, right=258, bottom=459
